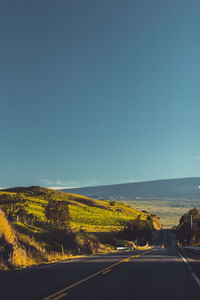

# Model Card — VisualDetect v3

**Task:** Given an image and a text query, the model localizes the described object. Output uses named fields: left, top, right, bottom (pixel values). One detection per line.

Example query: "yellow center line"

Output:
left=102, top=269, right=111, bottom=275
left=43, top=249, right=154, bottom=300
left=52, top=293, right=68, bottom=300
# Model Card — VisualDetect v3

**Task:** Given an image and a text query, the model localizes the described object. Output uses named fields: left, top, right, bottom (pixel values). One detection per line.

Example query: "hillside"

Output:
left=60, top=177, right=200, bottom=200
left=1, top=186, right=161, bottom=232
left=0, top=209, right=52, bottom=270
left=0, top=186, right=161, bottom=270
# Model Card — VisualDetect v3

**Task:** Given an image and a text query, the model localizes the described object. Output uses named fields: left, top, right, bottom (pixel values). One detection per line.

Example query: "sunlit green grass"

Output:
left=69, top=204, right=137, bottom=227
left=0, top=189, right=149, bottom=232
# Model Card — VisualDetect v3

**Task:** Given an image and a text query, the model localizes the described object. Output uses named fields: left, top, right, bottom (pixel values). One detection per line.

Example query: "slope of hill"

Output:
left=0, top=186, right=162, bottom=270
left=1, top=186, right=161, bottom=231
left=60, top=178, right=200, bottom=200
left=0, top=209, right=52, bottom=270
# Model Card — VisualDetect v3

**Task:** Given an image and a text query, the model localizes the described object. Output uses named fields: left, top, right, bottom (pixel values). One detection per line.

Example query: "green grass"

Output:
left=14, top=222, right=45, bottom=233
left=0, top=187, right=158, bottom=232
left=0, top=187, right=163, bottom=270
left=69, top=204, right=134, bottom=227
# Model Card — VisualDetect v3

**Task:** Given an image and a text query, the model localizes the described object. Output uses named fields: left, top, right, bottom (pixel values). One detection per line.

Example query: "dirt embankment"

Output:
left=0, top=209, right=108, bottom=271
left=0, top=209, right=49, bottom=270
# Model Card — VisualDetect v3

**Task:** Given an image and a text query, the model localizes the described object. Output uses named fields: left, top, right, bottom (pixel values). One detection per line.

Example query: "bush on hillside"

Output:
left=121, top=218, right=153, bottom=245
left=45, top=200, right=70, bottom=229
left=0, top=193, right=27, bottom=218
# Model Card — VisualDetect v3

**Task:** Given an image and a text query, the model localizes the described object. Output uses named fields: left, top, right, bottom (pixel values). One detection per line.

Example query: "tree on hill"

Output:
left=17, top=208, right=29, bottom=222
left=0, top=193, right=27, bottom=217
left=45, top=200, right=70, bottom=229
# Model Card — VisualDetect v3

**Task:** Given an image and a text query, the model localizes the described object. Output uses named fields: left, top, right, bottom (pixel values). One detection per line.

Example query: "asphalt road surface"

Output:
left=0, top=230, right=199, bottom=300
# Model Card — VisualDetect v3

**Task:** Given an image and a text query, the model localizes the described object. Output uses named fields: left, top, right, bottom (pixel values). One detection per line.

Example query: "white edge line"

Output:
left=179, top=252, right=200, bottom=288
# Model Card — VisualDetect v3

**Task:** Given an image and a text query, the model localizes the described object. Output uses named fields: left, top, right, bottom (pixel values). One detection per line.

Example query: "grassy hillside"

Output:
left=1, top=186, right=161, bottom=232
left=0, top=209, right=78, bottom=270
left=61, top=178, right=200, bottom=228
left=0, top=186, right=161, bottom=270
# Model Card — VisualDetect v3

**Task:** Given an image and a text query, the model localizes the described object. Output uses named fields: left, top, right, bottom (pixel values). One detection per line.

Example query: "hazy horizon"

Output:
left=0, top=176, right=200, bottom=190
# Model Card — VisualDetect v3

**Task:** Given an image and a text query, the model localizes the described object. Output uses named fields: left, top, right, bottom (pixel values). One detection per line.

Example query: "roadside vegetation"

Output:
left=121, top=199, right=200, bottom=228
left=0, top=186, right=162, bottom=270
left=121, top=216, right=154, bottom=245
left=176, top=208, right=200, bottom=246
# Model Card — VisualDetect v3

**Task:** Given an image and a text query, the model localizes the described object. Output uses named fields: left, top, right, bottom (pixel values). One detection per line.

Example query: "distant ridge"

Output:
left=60, top=177, right=200, bottom=200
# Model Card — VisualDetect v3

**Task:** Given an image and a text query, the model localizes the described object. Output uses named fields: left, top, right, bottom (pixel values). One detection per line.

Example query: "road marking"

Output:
left=179, top=252, right=200, bottom=288
left=123, top=258, right=130, bottom=262
left=102, top=269, right=111, bottom=275
left=43, top=250, right=153, bottom=300
left=51, top=293, right=68, bottom=300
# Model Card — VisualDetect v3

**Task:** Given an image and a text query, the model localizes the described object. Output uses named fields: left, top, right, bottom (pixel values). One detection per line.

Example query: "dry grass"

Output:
left=0, top=209, right=30, bottom=268
left=0, top=210, right=109, bottom=271
left=0, top=209, right=45, bottom=269
left=0, top=209, right=15, bottom=244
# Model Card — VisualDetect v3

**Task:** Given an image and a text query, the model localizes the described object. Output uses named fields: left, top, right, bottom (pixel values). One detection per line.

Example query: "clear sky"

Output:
left=1, top=0, right=200, bottom=188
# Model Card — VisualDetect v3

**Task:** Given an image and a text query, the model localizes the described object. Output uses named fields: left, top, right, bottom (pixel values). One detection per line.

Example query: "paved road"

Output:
left=0, top=230, right=199, bottom=300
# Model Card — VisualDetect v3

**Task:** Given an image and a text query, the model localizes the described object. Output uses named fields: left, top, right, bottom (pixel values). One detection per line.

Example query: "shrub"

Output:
left=176, top=208, right=200, bottom=245
left=122, top=218, right=153, bottom=245
left=45, top=200, right=70, bottom=229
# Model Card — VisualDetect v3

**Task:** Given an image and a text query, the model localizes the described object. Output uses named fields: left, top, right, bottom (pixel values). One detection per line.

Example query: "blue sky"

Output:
left=1, top=0, right=200, bottom=188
